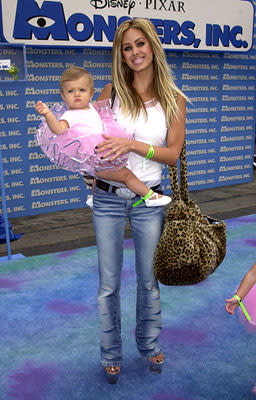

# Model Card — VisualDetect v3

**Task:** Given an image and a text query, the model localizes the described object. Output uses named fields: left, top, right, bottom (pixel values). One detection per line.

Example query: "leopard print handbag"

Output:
left=153, top=140, right=226, bottom=286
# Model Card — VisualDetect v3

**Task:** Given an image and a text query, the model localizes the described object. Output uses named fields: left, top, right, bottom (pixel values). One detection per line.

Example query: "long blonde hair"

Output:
left=112, top=18, right=186, bottom=128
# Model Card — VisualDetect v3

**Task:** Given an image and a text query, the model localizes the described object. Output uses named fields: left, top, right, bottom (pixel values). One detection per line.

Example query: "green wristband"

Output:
left=145, top=144, right=154, bottom=160
left=233, top=294, right=251, bottom=322
left=132, top=189, right=153, bottom=208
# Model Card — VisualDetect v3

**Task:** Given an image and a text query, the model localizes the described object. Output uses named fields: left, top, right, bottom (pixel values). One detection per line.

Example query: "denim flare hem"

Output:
left=140, top=349, right=163, bottom=359
left=101, top=360, right=122, bottom=367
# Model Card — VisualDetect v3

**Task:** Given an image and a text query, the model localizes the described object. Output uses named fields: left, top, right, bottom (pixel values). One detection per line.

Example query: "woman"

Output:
left=93, top=18, right=187, bottom=384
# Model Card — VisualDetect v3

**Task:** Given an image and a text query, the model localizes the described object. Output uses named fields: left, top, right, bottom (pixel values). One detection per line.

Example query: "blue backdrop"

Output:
left=0, top=3, right=255, bottom=218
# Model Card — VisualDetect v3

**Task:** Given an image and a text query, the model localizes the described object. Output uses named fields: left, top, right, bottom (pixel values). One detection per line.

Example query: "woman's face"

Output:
left=121, top=28, right=153, bottom=74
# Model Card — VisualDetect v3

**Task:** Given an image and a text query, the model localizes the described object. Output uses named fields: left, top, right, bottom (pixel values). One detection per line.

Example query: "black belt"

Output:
left=95, top=179, right=162, bottom=195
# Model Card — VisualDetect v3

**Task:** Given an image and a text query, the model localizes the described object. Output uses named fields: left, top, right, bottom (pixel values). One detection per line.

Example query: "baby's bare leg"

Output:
left=96, top=167, right=150, bottom=197
left=95, top=167, right=171, bottom=208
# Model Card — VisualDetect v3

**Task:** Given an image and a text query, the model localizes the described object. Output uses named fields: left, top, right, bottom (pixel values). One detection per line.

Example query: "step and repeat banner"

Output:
left=0, top=0, right=255, bottom=217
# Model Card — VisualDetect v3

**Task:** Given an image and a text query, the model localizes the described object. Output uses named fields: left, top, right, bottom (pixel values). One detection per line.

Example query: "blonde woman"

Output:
left=93, top=18, right=187, bottom=384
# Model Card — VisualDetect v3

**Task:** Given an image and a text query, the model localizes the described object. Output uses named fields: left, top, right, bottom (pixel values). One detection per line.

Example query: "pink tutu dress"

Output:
left=36, top=99, right=132, bottom=176
left=238, top=284, right=256, bottom=330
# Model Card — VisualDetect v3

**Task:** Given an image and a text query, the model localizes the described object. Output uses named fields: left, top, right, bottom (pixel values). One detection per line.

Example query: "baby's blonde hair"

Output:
left=112, top=18, right=187, bottom=128
left=60, top=66, right=94, bottom=94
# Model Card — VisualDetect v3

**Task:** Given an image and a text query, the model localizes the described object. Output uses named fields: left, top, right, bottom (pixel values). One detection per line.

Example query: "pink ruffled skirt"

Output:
left=36, top=100, right=131, bottom=176
left=239, top=284, right=256, bottom=331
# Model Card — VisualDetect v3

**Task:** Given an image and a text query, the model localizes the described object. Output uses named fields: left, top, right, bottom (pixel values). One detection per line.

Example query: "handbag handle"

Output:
left=168, top=139, right=189, bottom=203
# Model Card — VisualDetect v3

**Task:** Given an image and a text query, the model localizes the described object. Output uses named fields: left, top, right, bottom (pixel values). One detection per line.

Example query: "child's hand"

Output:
left=225, top=297, right=239, bottom=315
left=35, top=101, right=50, bottom=115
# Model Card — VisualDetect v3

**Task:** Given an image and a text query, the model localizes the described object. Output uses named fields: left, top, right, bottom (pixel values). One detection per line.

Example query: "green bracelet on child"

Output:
left=233, top=294, right=251, bottom=321
left=145, top=144, right=154, bottom=160
left=132, top=189, right=153, bottom=208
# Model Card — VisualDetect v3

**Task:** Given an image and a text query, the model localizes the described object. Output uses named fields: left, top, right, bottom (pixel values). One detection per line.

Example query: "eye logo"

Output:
left=27, top=16, right=55, bottom=29
left=13, top=0, right=68, bottom=40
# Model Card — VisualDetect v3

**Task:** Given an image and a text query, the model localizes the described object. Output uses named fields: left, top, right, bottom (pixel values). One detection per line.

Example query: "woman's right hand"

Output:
left=96, top=134, right=134, bottom=161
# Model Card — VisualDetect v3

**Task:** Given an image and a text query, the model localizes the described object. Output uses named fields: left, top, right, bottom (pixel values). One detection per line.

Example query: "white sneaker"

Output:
left=145, top=192, right=171, bottom=207
left=86, top=194, right=93, bottom=209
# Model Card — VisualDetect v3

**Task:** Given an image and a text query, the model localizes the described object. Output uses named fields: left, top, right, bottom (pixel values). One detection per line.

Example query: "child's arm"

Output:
left=35, top=101, right=69, bottom=135
left=225, top=262, right=256, bottom=315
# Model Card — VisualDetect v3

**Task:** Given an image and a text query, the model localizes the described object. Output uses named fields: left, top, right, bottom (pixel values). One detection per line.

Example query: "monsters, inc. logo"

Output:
left=0, top=0, right=254, bottom=50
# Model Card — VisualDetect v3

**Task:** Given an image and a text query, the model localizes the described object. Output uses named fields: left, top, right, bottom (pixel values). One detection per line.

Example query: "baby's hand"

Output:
left=225, top=297, right=239, bottom=315
left=35, top=101, right=50, bottom=115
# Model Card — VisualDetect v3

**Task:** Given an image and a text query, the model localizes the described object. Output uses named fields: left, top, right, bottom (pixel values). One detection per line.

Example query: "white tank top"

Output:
left=112, top=97, right=168, bottom=187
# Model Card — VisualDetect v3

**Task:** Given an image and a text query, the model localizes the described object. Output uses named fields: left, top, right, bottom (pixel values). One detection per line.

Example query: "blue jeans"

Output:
left=93, top=185, right=164, bottom=367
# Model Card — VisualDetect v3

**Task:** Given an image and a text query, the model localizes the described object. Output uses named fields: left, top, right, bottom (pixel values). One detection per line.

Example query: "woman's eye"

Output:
left=137, top=41, right=145, bottom=47
left=123, top=46, right=131, bottom=51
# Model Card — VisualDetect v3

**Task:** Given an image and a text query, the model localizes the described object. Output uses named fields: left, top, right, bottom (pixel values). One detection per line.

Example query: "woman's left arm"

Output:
left=97, top=94, right=186, bottom=166
left=148, top=94, right=186, bottom=166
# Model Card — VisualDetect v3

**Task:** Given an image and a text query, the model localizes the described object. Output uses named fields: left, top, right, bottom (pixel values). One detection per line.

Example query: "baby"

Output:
left=35, top=67, right=171, bottom=209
